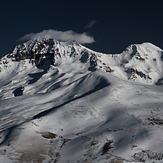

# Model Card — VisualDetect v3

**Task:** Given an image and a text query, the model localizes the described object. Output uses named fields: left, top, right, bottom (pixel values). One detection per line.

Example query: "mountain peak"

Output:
left=134, top=42, right=163, bottom=51
left=1, top=39, right=163, bottom=85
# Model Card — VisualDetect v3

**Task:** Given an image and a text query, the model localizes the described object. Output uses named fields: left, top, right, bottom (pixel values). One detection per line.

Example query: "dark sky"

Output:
left=0, top=0, right=163, bottom=58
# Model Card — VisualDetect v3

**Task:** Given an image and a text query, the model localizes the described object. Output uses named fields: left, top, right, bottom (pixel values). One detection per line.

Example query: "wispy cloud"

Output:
left=85, top=20, right=98, bottom=29
left=18, top=29, right=95, bottom=44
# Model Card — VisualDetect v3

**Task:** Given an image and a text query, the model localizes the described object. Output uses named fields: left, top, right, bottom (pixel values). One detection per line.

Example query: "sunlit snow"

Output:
left=0, top=39, right=163, bottom=162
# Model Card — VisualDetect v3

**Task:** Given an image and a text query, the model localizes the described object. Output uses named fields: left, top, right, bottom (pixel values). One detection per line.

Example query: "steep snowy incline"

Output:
left=98, top=42, right=163, bottom=84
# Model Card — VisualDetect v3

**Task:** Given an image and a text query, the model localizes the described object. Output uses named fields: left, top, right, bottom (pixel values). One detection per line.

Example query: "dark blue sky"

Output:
left=0, top=0, right=163, bottom=58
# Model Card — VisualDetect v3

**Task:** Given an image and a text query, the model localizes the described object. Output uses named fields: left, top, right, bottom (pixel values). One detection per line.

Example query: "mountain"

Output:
left=0, top=38, right=163, bottom=162
left=1, top=39, right=163, bottom=86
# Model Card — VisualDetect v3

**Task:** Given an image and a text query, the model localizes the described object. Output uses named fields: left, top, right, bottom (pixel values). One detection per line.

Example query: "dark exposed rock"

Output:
left=6, top=38, right=56, bottom=65
left=41, top=132, right=58, bottom=139
left=130, top=68, right=152, bottom=80
left=13, top=87, right=24, bottom=97
left=105, top=66, right=114, bottom=73
left=148, top=117, right=163, bottom=125
left=101, top=140, right=113, bottom=155
left=156, top=78, right=163, bottom=85
left=134, top=150, right=163, bottom=162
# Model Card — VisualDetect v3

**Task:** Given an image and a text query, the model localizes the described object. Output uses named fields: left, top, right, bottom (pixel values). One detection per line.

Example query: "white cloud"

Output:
left=18, top=29, right=95, bottom=44
left=85, top=20, right=98, bottom=29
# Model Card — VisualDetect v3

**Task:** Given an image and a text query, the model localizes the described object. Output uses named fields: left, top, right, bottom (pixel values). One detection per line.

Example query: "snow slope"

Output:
left=0, top=39, right=163, bottom=162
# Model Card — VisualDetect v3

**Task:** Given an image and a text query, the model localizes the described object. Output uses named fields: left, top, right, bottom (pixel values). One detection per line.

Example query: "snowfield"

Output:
left=0, top=39, right=163, bottom=162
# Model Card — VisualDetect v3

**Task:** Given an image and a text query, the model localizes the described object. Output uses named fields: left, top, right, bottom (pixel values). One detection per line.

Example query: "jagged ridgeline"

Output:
left=7, top=38, right=64, bottom=65
left=0, top=38, right=114, bottom=73
left=1, top=38, right=163, bottom=85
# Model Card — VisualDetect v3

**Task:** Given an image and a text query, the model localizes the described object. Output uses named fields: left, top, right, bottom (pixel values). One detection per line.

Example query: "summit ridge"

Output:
left=1, top=38, right=163, bottom=85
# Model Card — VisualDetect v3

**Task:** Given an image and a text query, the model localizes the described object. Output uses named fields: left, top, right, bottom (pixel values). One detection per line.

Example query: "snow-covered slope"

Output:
left=0, top=39, right=163, bottom=162
left=1, top=39, right=163, bottom=86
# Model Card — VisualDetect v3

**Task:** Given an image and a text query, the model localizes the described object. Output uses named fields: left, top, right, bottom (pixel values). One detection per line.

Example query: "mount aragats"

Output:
left=1, top=38, right=163, bottom=162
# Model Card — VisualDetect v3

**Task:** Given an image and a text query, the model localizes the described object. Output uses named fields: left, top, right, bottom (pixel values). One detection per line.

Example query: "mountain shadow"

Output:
left=33, top=75, right=110, bottom=119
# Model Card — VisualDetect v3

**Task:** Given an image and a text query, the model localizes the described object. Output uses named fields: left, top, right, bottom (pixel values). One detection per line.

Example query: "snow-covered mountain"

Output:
left=1, top=38, right=163, bottom=162
left=1, top=39, right=163, bottom=86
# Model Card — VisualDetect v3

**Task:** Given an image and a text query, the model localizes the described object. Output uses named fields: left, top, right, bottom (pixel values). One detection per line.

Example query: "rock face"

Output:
left=4, top=39, right=101, bottom=70
left=13, top=87, right=24, bottom=96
